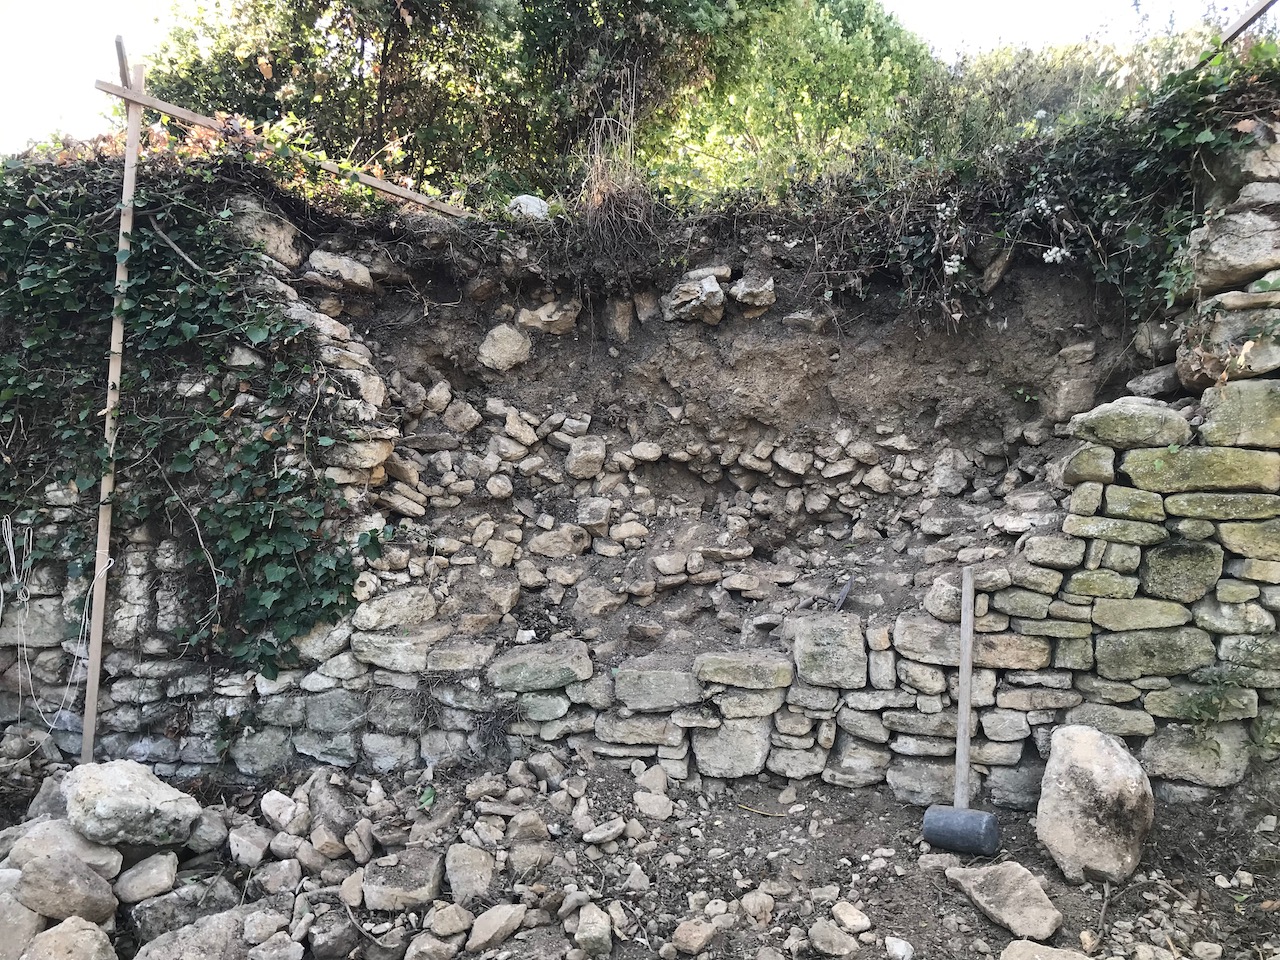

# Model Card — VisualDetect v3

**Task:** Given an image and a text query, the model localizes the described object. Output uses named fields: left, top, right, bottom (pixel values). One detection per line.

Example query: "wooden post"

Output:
left=81, top=62, right=145, bottom=765
left=1223, top=0, right=1278, bottom=45
left=952, top=566, right=975, bottom=809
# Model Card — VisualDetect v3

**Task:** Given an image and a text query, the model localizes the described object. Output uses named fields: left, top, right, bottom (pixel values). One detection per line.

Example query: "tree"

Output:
left=643, top=0, right=932, bottom=195
left=147, top=0, right=787, bottom=192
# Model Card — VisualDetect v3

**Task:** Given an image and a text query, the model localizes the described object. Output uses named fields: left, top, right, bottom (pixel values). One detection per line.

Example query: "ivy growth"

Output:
left=0, top=145, right=376, bottom=676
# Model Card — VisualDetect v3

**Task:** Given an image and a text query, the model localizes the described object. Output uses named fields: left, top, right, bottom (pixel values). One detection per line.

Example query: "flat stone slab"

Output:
left=946, top=861, right=1063, bottom=940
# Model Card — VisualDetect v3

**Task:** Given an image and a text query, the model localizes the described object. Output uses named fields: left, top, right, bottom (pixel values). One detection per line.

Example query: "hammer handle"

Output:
left=954, top=566, right=975, bottom=809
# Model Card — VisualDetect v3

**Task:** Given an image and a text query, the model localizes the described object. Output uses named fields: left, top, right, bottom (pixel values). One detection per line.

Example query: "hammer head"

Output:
left=922, top=804, right=1000, bottom=857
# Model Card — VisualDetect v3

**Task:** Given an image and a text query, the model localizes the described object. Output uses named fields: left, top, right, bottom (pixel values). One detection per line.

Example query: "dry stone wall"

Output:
left=2, top=143, right=1279, bottom=807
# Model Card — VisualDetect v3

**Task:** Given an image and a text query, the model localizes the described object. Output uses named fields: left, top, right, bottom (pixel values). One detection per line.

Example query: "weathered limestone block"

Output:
left=1094, top=627, right=1216, bottom=681
left=565, top=436, right=607, bottom=479
left=595, top=712, right=684, bottom=746
left=1091, top=599, right=1191, bottom=631
left=1218, top=518, right=1280, bottom=561
left=1062, top=569, right=1139, bottom=599
left=1192, top=596, right=1276, bottom=634
left=1103, top=485, right=1166, bottom=522
left=1144, top=682, right=1258, bottom=721
left=990, top=588, right=1052, bottom=619
left=1009, top=618, right=1092, bottom=638
left=1165, top=492, right=1280, bottom=520
left=229, top=195, right=307, bottom=267
left=363, top=848, right=445, bottom=910
left=693, top=651, right=794, bottom=689
left=661, top=272, right=725, bottom=324
left=1037, top=725, right=1152, bottom=883
left=352, top=586, right=436, bottom=631
left=477, top=324, right=531, bottom=371
left=1121, top=447, right=1280, bottom=493
left=692, top=717, right=771, bottom=777
left=1068, top=398, right=1191, bottom=450
left=1060, top=444, right=1115, bottom=485
left=1139, top=541, right=1224, bottom=602
left=822, top=732, right=890, bottom=787
left=712, top=687, right=787, bottom=718
left=1063, top=703, right=1156, bottom=736
left=1061, top=515, right=1168, bottom=546
left=1187, top=208, right=1280, bottom=293
left=766, top=745, right=828, bottom=779
left=1200, top=380, right=1280, bottom=448
left=893, top=615, right=1050, bottom=670
left=487, top=640, right=593, bottom=691
left=350, top=625, right=449, bottom=672
left=62, top=760, right=201, bottom=846
left=613, top=657, right=703, bottom=711
left=1178, top=307, right=1280, bottom=387
left=516, top=300, right=580, bottom=335
left=1023, top=535, right=1087, bottom=570
left=886, top=757, right=974, bottom=806
left=946, top=862, right=1063, bottom=940
left=0, top=598, right=71, bottom=648
left=783, top=613, right=867, bottom=688
left=1138, top=722, right=1251, bottom=787
left=527, top=524, right=592, bottom=558
left=307, top=250, right=374, bottom=291
left=995, top=687, right=1082, bottom=710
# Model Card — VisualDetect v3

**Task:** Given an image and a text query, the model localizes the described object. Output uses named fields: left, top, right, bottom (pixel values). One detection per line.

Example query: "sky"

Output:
left=0, top=0, right=1269, bottom=153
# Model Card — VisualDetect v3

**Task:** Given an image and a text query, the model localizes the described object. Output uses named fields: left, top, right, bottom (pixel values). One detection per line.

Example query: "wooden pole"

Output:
left=952, top=566, right=975, bottom=809
left=1223, top=0, right=1277, bottom=45
left=82, top=63, right=145, bottom=765
left=93, top=80, right=470, bottom=218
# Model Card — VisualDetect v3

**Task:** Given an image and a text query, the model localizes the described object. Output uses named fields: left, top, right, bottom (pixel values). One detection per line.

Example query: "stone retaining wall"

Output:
left=2, top=136, right=1279, bottom=805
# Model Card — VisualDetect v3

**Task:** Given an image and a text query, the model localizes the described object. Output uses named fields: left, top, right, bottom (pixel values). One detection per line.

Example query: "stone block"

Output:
left=1092, top=599, right=1191, bottom=631
left=1103, top=485, right=1166, bottom=522
left=693, top=650, right=793, bottom=689
left=1139, top=540, right=1224, bottom=601
left=1138, top=722, right=1251, bottom=787
left=893, top=615, right=1050, bottom=669
left=1061, top=515, right=1168, bottom=546
left=712, top=687, right=787, bottom=718
left=1121, top=447, right=1280, bottom=494
left=1023, top=535, right=1087, bottom=570
left=1010, top=618, right=1093, bottom=638
left=766, top=746, right=829, bottom=779
left=1063, top=703, right=1155, bottom=736
left=990, top=588, right=1053, bottom=619
left=1165, top=492, right=1280, bottom=520
left=1061, top=444, right=1115, bottom=485
left=595, top=712, right=684, bottom=746
left=821, top=732, right=890, bottom=787
left=1143, top=682, right=1258, bottom=721
left=783, top=613, right=867, bottom=688
left=1200, top=380, right=1280, bottom=448
left=1062, top=569, right=1139, bottom=599
left=692, top=717, right=772, bottom=778
left=1192, top=596, right=1275, bottom=634
left=613, top=657, right=703, bottom=712
left=487, top=640, right=593, bottom=691
left=1218, top=518, right=1280, bottom=561
left=1094, top=627, right=1216, bottom=681
left=1068, top=398, right=1191, bottom=450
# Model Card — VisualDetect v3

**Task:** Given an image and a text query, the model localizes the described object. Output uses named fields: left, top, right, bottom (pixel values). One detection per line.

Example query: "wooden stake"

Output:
left=1223, top=0, right=1277, bottom=45
left=952, top=566, right=975, bottom=809
left=82, top=63, right=145, bottom=765
left=93, top=80, right=470, bottom=218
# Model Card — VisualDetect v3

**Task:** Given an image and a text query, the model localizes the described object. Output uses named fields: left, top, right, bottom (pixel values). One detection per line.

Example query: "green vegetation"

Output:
left=0, top=150, right=379, bottom=675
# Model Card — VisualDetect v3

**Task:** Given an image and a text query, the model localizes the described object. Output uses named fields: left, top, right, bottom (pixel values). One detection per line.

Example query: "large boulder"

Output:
left=1036, top=726, right=1153, bottom=883
left=1187, top=207, right=1280, bottom=294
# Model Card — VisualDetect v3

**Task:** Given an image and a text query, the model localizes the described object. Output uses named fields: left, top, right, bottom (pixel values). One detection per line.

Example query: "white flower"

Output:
left=1043, top=246, right=1071, bottom=264
left=943, top=254, right=963, bottom=276
left=1035, top=109, right=1048, bottom=120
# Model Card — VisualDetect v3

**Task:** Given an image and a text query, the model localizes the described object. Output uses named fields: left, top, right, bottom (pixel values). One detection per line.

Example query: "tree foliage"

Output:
left=148, top=0, right=787, bottom=193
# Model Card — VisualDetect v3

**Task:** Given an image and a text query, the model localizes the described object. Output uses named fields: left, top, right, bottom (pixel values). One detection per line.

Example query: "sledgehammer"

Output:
left=921, top=566, right=1001, bottom=857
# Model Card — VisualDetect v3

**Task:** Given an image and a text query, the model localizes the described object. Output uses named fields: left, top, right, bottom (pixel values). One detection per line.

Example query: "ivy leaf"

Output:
left=263, top=561, right=288, bottom=584
left=245, top=323, right=270, bottom=345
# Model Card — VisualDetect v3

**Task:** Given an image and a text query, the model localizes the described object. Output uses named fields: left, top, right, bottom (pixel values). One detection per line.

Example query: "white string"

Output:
left=0, top=515, right=107, bottom=767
